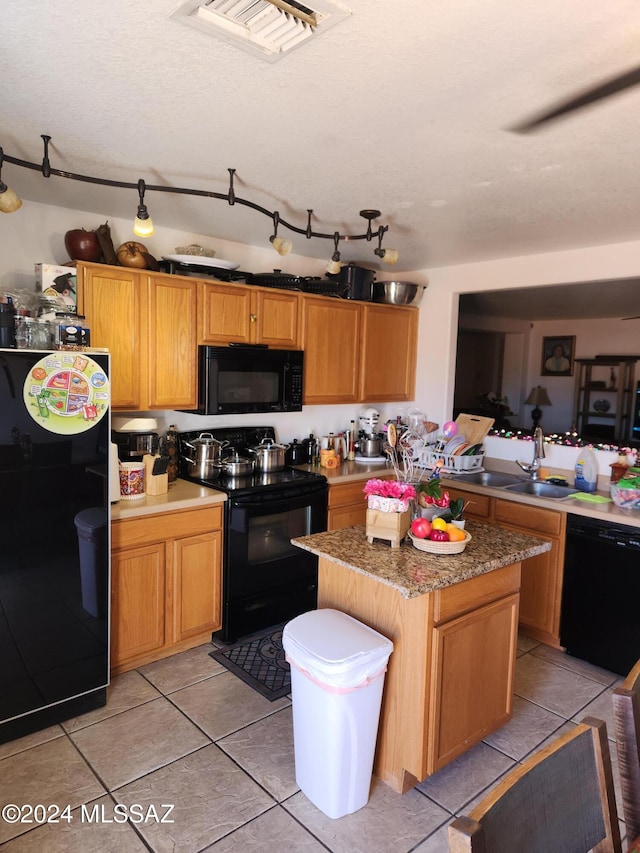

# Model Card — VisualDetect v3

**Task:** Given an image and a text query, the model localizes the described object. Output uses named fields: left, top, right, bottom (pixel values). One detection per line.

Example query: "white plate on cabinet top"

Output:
left=162, top=254, right=240, bottom=270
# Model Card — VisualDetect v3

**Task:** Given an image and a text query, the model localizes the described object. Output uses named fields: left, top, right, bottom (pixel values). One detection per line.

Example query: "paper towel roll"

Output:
left=110, top=442, right=121, bottom=503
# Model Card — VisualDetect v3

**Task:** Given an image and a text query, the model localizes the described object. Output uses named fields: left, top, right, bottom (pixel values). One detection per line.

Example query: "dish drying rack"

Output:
left=416, top=441, right=485, bottom=473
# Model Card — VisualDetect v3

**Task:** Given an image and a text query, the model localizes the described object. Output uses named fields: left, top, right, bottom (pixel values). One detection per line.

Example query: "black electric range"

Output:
left=178, top=426, right=327, bottom=642
left=177, top=426, right=326, bottom=495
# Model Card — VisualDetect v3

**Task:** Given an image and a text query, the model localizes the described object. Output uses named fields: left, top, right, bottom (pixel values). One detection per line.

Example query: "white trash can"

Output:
left=282, top=608, right=393, bottom=819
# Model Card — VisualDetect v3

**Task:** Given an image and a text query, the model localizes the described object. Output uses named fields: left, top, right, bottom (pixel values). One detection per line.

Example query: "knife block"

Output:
left=143, top=454, right=168, bottom=496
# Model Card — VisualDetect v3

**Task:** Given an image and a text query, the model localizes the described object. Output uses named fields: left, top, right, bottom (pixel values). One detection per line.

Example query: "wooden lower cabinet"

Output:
left=327, top=475, right=395, bottom=530
left=494, top=499, right=565, bottom=647
left=318, top=558, right=520, bottom=792
left=446, top=485, right=565, bottom=647
left=110, top=506, right=223, bottom=674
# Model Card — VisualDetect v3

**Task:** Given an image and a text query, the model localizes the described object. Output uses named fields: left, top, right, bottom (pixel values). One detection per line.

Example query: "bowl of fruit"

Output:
left=409, top=516, right=471, bottom=554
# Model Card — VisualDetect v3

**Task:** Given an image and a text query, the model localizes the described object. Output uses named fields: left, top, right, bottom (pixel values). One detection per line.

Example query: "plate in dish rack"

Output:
left=408, top=530, right=471, bottom=555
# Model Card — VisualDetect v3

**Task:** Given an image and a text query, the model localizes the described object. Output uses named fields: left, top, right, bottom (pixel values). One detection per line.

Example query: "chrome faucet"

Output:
left=516, top=427, right=545, bottom=479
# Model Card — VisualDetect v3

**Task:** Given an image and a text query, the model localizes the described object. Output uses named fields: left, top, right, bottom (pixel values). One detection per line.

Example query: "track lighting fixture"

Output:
left=0, top=148, right=22, bottom=213
left=361, top=210, right=399, bottom=265
left=2, top=136, right=396, bottom=261
left=326, top=232, right=341, bottom=275
left=133, top=178, right=154, bottom=237
left=269, top=211, right=292, bottom=256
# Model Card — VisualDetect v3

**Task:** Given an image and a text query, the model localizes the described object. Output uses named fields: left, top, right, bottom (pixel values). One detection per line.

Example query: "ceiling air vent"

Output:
left=170, top=0, right=351, bottom=62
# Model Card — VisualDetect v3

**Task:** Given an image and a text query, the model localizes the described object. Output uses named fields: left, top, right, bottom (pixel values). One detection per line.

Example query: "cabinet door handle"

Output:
left=250, top=314, right=257, bottom=323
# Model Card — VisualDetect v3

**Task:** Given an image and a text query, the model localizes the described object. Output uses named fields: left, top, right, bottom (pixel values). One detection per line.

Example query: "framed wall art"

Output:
left=541, top=336, right=575, bottom=376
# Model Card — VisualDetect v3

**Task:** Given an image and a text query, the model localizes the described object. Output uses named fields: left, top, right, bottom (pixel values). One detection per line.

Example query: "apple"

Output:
left=411, top=517, right=432, bottom=539
left=64, top=228, right=102, bottom=262
left=429, top=529, right=450, bottom=542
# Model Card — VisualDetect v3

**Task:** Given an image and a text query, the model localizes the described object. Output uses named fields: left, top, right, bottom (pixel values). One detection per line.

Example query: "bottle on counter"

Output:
left=304, top=434, right=317, bottom=466
left=163, top=424, right=179, bottom=483
left=574, top=447, right=598, bottom=493
left=348, top=420, right=356, bottom=461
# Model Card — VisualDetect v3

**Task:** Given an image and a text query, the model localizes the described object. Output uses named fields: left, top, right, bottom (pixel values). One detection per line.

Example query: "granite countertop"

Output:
left=295, top=458, right=392, bottom=483
left=111, top=478, right=226, bottom=521
left=292, top=520, right=550, bottom=599
left=301, top=459, right=640, bottom=529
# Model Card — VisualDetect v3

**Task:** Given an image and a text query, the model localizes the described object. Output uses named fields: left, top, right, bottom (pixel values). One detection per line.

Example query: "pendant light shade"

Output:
left=0, top=148, right=22, bottom=213
left=133, top=178, right=154, bottom=237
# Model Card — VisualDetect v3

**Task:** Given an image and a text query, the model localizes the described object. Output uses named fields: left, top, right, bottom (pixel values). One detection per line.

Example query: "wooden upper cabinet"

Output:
left=78, top=263, right=198, bottom=411
left=360, top=304, right=418, bottom=402
left=301, top=295, right=361, bottom=404
left=198, top=281, right=300, bottom=348
left=77, top=264, right=142, bottom=410
left=146, top=275, right=198, bottom=410
left=254, top=288, right=300, bottom=348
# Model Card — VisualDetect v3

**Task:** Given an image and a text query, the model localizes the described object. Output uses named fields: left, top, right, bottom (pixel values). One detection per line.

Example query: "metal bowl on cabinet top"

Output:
left=372, top=281, right=426, bottom=306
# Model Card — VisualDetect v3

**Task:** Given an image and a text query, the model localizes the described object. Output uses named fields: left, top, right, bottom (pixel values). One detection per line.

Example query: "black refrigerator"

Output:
left=0, top=348, right=111, bottom=743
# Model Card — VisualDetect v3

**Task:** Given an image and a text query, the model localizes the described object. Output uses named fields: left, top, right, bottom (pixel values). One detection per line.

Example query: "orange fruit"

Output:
left=447, top=527, right=466, bottom=542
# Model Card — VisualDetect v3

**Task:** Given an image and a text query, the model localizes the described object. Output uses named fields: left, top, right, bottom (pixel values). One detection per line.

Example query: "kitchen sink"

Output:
left=452, top=471, right=525, bottom=488
left=501, top=481, right=579, bottom=500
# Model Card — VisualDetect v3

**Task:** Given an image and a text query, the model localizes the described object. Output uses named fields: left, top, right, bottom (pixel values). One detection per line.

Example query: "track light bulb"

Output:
left=0, top=182, right=22, bottom=213
left=133, top=178, right=154, bottom=237
left=381, top=248, right=398, bottom=265
left=133, top=212, right=154, bottom=237
left=270, top=235, right=292, bottom=256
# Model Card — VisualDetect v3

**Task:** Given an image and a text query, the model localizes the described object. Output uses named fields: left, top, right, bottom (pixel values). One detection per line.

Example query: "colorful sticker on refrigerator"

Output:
left=23, top=353, right=110, bottom=434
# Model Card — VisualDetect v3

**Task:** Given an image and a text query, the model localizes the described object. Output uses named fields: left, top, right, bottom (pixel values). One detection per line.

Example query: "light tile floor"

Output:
left=0, top=634, right=628, bottom=852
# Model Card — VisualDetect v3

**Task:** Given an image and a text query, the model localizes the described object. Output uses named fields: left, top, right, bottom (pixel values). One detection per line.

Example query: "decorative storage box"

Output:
left=366, top=508, right=411, bottom=549
left=367, top=495, right=412, bottom=513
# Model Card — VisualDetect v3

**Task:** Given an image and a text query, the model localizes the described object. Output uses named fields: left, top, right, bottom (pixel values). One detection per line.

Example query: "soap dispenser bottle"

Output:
left=574, top=447, right=598, bottom=493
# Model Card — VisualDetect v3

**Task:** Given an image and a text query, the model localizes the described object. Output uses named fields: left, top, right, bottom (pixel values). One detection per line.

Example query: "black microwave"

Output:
left=194, top=345, right=304, bottom=415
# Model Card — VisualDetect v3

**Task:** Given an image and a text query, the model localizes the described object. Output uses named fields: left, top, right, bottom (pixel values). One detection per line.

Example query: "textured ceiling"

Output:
left=3, top=0, right=640, bottom=272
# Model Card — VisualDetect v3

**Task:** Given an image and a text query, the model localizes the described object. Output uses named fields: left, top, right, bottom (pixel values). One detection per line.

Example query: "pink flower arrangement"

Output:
left=363, top=479, right=416, bottom=501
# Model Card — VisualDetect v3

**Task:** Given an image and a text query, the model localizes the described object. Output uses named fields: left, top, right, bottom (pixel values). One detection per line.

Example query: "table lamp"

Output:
left=524, top=386, right=552, bottom=431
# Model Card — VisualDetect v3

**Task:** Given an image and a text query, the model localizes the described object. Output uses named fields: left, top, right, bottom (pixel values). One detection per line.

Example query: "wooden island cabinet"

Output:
left=293, top=522, right=549, bottom=793
left=110, top=503, right=223, bottom=674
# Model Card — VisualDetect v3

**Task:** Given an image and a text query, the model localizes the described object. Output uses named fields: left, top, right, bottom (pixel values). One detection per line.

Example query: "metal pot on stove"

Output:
left=218, top=450, right=255, bottom=477
left=183, top=432, right=228, bottom=478
left=249, top=438, right=289, bottom=472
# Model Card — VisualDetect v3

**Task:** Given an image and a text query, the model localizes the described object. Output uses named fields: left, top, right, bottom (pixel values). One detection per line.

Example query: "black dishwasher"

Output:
left=560, top=514, right=640, bottom=676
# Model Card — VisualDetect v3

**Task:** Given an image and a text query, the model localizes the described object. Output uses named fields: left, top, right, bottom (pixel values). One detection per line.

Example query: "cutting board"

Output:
left=454, top=414, right=495, bottom=446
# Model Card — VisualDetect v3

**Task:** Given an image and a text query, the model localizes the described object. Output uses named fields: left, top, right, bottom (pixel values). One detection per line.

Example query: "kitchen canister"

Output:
left=119, top=462, right=146, bottom=500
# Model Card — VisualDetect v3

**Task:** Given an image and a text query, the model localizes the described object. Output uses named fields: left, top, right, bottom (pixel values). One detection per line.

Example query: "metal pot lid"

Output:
left=224, top=452, right=252, bottom=464
left=192, top=432, right=225, bottom=445
left=252, top=438, right=287, bottom=450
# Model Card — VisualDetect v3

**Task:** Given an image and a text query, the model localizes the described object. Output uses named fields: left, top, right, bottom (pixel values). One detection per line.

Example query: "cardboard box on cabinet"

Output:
left=35, top=264, right=77, bottom=310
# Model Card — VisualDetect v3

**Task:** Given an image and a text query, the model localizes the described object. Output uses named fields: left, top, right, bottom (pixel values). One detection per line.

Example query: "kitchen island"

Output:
left=292, top=521, right=550, bottom=794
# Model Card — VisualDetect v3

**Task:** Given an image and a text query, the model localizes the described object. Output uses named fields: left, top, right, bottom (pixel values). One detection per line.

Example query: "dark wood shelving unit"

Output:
left=573, top=357, right=637, bottom=442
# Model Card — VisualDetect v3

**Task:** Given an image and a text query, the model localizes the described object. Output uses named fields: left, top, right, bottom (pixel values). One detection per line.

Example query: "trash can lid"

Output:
left=283, top=609, right=393, bottom=688
left=74, top=507, right=108, bottom=530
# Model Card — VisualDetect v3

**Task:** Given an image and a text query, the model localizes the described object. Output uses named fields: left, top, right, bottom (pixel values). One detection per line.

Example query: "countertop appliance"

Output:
left=112, top=416, right=159, bottom=461
left=193, top=345, right=304, bottom=416
left=178, top=426, right=327, bottom=643
left=0, top=348, right=111, bottom=743
left=561, top=513, right=640, bottom=676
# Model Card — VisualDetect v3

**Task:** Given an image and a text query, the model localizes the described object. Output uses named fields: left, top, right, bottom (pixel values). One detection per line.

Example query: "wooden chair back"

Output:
left=613, top=658, right=640, bottom=843
left=448, top=717, right=621, bottom=853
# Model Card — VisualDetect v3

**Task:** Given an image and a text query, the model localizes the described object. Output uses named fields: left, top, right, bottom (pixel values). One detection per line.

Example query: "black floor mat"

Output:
left=209, top=627, right=290, bottom=701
